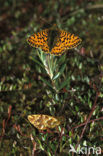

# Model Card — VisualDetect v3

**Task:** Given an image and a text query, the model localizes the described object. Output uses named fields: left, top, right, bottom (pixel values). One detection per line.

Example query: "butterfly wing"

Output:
left=28, top=114, right=47, bottom=130
left=42, top=115, right=60, bottom=129
left=51, top=29, right=82, bottom=55
left=28, top=114, right=60, bottom=130
left=27, top=29, right=49, bottom=53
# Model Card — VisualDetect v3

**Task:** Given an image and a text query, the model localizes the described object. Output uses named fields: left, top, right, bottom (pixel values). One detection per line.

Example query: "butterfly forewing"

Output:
left=27, top=29, right=50, bottom=53
left=51, top=29, right=82, bottom=55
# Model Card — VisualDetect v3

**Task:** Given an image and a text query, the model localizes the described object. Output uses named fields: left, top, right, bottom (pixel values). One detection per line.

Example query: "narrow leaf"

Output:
left=58, top=76, right=70, bottom=91
left=40, top=77, right=53, bottom=88
left=53, top=64, right=66, bottom=80
left=30, top=56, right=44, bottom=68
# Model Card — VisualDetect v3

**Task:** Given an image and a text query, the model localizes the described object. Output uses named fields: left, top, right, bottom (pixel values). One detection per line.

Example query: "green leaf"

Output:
left=53, top=64, right=66, bottom=80
left=30, top=56, right=44, bottom=68
left=40, top=77, right=53, bottom=88
left=57, top=54, right=66, bottom=65
left=57, top=76, right=70, bottom=91
left=53, top=73, right=60, bottom=80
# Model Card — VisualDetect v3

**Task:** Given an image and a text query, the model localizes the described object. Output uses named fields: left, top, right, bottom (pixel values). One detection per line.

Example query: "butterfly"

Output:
left=27, top=25, right=82, bottom=56
left=28, top=114, right=60, bottom=130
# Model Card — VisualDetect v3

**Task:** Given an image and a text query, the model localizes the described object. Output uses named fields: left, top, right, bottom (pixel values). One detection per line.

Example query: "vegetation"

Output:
left=0, top=0, right=103, bottom=155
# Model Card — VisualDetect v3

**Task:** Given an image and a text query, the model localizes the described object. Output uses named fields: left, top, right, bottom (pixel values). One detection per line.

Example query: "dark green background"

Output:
left=0, top=0, right=103, bottom=155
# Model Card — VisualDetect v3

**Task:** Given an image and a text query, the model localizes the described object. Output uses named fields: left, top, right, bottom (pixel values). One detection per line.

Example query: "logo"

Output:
left=69, top=144, right=101, bottom=155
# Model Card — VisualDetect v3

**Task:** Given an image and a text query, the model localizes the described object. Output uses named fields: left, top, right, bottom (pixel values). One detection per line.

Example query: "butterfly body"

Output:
left=48, top=28, right=59, bottom=51
left=27, top=25, right=82, bottom=56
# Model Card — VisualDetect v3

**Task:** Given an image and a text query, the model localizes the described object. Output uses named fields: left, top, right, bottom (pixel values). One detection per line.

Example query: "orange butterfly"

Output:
left=27, top=25, right=82, bottom=56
